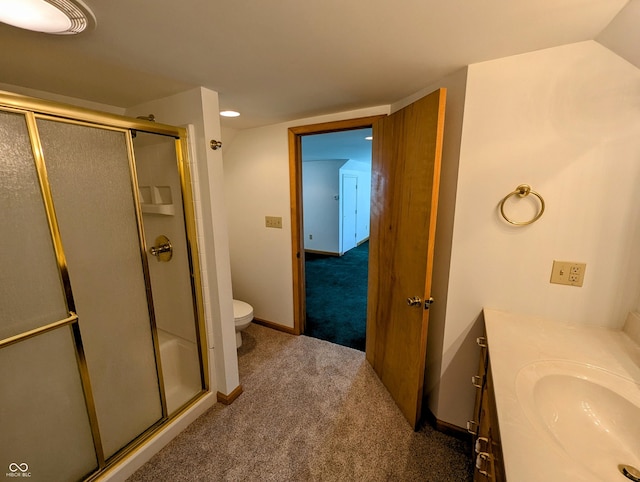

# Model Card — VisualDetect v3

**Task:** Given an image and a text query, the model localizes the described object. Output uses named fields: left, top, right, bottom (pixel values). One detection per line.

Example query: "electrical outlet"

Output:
left=265, top=216, right=282, bottom=229
left=550, top=261, right=586, bottom=287
left=309, top=234, right=313, bottom=240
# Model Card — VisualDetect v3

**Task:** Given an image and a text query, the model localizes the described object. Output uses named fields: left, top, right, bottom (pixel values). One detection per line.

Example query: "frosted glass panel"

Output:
left=37, top=119, right=162, bottom=458
left=0, top=328, right=97, bottom=480
left=0, top=110, right=68, bottom=340
left=134, top=132, right=203, bottom=414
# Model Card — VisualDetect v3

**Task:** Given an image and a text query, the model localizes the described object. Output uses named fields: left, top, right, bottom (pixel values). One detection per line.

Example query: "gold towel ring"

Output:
left=499, top=184, right=545, bottom=226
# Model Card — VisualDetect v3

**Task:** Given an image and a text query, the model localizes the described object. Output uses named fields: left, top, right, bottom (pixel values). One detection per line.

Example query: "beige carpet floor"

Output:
left=128, top=323, right=473, bottom=481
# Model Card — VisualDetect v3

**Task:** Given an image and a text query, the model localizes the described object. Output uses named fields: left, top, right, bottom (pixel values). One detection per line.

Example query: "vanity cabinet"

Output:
left=468, top=334, right=506, bottom=481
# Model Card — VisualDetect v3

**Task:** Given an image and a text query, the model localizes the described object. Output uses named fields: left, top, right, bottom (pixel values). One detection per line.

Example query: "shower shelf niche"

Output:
left=141, top=203, right=175, bottom=216
left=139, top=185, right=175, bottom=216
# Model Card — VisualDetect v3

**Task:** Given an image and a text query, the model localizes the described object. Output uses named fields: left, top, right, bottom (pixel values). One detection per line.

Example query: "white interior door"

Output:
left=341, top=175, right=358, bottom=253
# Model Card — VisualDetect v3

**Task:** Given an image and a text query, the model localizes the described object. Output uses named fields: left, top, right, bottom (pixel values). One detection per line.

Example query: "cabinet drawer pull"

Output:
left=476, top=336, right=487, bottom=348
left=466, top=420, right=479, bottom=435
left=475, top=436, right=489, bottom=454
left=471, top=375, right=484, bottom=388
left=476, top=452, right=492, bottom=477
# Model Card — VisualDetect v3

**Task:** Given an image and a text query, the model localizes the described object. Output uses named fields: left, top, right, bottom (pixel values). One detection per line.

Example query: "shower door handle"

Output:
left=149, top=235, right=173, bottom=262
left=150, top=243, right=171, bottom=255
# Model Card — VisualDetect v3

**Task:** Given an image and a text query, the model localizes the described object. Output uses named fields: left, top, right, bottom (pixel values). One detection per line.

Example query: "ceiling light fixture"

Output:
left=220, top=110, right=240, bottom=118
left=0, top=0, right=95, bottom=35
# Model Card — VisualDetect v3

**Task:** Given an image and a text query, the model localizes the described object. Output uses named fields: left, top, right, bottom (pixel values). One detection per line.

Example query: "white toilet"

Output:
left=233, top=299, right=254, bottom=348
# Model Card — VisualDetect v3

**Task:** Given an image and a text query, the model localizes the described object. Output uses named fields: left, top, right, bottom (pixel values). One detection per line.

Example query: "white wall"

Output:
left=302, top=159, right=346, bottom=253
left=435, top=41, right=640, bottom=428
left=126, top=87, right=240, bottom=396
left=223, top=106, right=389, bottom=328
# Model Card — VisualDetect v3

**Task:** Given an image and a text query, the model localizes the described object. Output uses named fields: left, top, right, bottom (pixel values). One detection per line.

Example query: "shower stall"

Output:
left=0, top=92, right=208, bottom=481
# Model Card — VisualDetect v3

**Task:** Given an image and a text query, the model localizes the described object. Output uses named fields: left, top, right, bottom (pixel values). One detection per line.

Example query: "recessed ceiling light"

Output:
left=220, top=110, right=240, bottom=118
left=365, top=136, right=373, bottom=141
left=0, top=0, right=95, bottom=35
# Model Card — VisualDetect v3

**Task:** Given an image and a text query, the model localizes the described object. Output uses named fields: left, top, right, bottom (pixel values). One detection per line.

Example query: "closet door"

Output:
left=36, top=118, right=163, bottom=459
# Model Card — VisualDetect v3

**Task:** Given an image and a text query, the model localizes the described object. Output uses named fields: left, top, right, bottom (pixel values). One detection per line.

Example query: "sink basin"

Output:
left=516, top=360, right=640, bottom=480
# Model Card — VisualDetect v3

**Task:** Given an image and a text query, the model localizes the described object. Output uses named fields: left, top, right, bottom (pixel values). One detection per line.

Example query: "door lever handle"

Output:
left=407, top=296, right=435, bottom=309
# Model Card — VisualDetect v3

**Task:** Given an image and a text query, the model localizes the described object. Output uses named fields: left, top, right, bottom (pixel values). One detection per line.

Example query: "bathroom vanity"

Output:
left=469, top=309, right=640, bottom=482
left=468, top=331, right=506, bottom=481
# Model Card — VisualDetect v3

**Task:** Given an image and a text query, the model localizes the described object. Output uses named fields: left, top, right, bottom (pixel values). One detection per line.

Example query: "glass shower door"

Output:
left=1, top=96, right=207, bottom=479
left=36, top=118, right=163, bottom=459
left=0, top=110, right=98, bottom=480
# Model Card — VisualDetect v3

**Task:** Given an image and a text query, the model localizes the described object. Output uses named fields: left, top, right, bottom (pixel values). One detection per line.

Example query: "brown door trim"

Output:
left=288, top=115, right=386, bottom=335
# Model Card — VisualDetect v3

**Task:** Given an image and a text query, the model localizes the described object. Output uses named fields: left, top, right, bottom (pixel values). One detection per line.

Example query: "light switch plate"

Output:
left=550, top=260, right=586, bottom=287
left=265, top=216, right=282, bottom=229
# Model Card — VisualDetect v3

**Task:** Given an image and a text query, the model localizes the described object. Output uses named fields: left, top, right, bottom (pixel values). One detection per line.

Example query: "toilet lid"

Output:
left=233, top=299, right=253, bottom=319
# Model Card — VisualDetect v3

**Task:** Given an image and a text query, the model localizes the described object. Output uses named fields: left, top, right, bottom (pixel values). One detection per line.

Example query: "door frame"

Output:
left=288, top=115, right=385, bottom=335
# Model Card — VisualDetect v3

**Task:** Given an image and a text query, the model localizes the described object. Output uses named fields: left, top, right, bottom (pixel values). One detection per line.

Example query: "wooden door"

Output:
left=365, top=88, right=446, bottom=429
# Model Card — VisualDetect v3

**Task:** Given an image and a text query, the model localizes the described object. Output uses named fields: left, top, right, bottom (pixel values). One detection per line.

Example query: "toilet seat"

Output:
left=232, top=299, right=253, bottom=348
left=233, top=299, right=253, bottom=324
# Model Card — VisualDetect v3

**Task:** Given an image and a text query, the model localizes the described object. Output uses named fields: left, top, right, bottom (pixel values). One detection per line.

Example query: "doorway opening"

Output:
left=290, top=89, right=446, bottom=428
left=288, top=116, right=385, bottom=350
left=301, top=128, right=372, bottom=350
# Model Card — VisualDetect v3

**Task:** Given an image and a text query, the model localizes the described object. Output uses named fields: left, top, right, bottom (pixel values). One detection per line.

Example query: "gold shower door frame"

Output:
left=0, top=91, right=209, bottom=479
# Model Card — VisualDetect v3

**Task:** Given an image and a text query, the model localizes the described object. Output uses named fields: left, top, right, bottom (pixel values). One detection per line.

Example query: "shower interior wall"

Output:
left=125, top=87, right=240, bottom=399
left=134, top=134, right=198, bottom=343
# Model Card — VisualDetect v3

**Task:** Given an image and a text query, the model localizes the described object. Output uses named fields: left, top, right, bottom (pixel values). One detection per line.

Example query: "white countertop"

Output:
left=483, top=308, right=640, bottom=482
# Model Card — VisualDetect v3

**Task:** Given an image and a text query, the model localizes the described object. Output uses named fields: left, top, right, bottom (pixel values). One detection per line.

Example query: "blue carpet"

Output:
left=304, top=242, right=368, bottom=351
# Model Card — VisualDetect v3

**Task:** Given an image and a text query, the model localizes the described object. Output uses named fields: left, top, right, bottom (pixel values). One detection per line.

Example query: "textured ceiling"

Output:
left=0, top=0, right=633, bottom=129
